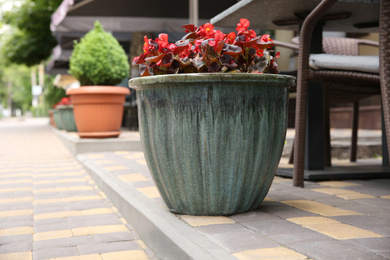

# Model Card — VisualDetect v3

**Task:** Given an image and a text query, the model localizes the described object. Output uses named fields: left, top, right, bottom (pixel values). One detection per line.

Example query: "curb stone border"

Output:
left=77, top=154, right=235, bottom=260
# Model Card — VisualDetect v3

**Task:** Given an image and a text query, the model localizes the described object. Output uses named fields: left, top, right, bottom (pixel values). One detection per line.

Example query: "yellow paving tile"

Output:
left=0, top=209, right=33, bottom=218
left=87, top=154, right=106, bottom=159
left=34, top=195, right=101, bottom=205
left=0, top=168, right=33, bottom=173
left=272, top=176, right=291, bottom=183
left=0, top=252, right=32, bottom=260
left=34, top=210, right=81, bottom=220
left=381, top=195, right=390, bottom=199
left=0, top=179, right=32, bottom=185
left=123, top=153, right=144, bottom=159
left=82, top=208, right=113, bottom=215
left=288, top=216, right=383, bottom=240
left=72, top=225, right=128, bottom=236
left=104, top=165, right=129, bottom=171
left=34, top=230, right=73, bottom=241
left=0, top=197, right=34, bottom=203
left=101, top=250, right=149, bottom=260
left=318, top=181, right=359, bottom=187
left=136, top=160, right=147, bottom=165
left=2, top=227, right=33, bottom=236
left=180, top=215, right=235, bottom=226
left=34, top=178, right=86, bottom=184
left=48, top=255, right=102, bottom=260
left=114, top=151, right=130, bottom=155
left=136, top=240, right=148, bottom=249
left=233, top=247, right=308, bottom=260
left=0, top=187, right=33, bottom=193
left=119, top=174, right=149, bottom=182
left=33, top=166, right=80, bottom=172
left=137, top=187, right=160, bottom=198
left=33, top=186, right=93, bottom=193
left=282, top=200, right=362, bottom=216
left=95, top=160, right=115, bottom=165
left=34, top=172, right=84, bottom=177
left=311, top=188, right=375, bottom=200
left=0, top=173, right=32, bottom=178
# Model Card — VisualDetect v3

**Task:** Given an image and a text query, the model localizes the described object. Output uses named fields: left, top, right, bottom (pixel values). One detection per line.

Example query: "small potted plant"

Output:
left=55, top=97, right=77, bottom=132
left=66, top=21, right=130, bottom=138
left=129, top=19, right=296, bottom=216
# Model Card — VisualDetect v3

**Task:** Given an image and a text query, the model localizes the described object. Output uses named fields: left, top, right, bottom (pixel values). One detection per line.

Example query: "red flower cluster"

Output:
left=133, top=18, right=280, bottom=76
left=53, top=97, right=71, bottom=108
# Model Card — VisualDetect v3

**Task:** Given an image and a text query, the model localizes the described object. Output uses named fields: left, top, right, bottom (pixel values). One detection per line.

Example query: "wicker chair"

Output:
left=292, top=0, right=389, bottom=187
left=276, top=37, right=380, bottom=165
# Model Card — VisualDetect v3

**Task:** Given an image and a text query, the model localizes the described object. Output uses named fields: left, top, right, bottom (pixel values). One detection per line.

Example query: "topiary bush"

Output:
left=69, top=21, right=130, bottom=86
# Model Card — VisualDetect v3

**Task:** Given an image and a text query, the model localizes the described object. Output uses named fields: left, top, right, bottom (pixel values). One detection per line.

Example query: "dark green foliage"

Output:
left=44, top=84, right=67, bottom=108
left=1, top=0, right=62, bottom=66
left=69, top=21, right=130, bottom=86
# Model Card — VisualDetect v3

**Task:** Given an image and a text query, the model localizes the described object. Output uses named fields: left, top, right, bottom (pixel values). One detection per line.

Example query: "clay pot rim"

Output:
left=66, top=86, right=130, bottom=96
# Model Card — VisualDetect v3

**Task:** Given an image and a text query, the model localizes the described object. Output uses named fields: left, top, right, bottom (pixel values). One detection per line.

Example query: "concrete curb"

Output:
left=53, top=127, right=142, bottom=156
left=77, top=154, right=235, bottom=260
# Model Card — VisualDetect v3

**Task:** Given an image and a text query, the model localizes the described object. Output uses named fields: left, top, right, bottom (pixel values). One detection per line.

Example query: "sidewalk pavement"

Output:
left=0, top=118, right=156, bottom=260
left=1, top=118, right=390, bottom=260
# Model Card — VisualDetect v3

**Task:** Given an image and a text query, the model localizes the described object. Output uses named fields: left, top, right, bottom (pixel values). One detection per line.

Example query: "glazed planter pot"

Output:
left=57, top=105, right=78, bottom=132
left=129, top=73, right=295, bottom=215
left=52, top=109, right=64, bottom=130
left=66, top=86, right=130, bottom=138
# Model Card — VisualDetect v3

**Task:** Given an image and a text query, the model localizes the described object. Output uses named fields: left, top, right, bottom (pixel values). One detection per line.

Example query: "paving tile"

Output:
left=288, top=240, right=387, bottom=260
left=287, top=216, right=383, bottom=240
left=0, top=209, right=33, bottom=218
left=33, top=236, right=97, bottom=250
left=243, top=218, right=306, bottom=237
left=136, top=187, right=160, bottom=198
left=0, top=252, right=32, bottom=260
left=282, top=200, right=362, bottom=216
left=233, top=247, right=308, bottom=260
left=195, top=223, right=247, bottom=235
left=118, top=173, right=149, bottom=182
left=77, top=241, right=141, bottom=255
left=0, top=241, right=32, bottom=254
left=92, top=232, right=135, bottom=243
left=180, top=215, right=235, bottom=226
left=33, top=247, right=79, bottom=260
left=34, top=230, right=73, bottom=241
left=207, top=230, right=279, bottom=253
left=2, top=226, right=33, bottom=236
left=318, top=181, right=360, bottom=187
left=101, top=250, right=149, bottom=260
left=51, top=254, right=102, bottom=260
left=0, top=234, right=32, bottom=245
left=311, top=187, right=375, bottom=200
left=72, top=225, right=128, bottom=236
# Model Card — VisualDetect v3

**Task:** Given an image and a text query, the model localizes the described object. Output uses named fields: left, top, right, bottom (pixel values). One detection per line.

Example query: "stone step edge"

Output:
left=77, top=154, right=235, bottom=260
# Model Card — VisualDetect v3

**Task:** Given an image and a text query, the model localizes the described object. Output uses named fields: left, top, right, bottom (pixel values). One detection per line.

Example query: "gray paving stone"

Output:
left=259, top=204, right=317, bottom=219
left=333, top=215, right=390, bottom=234
left=77, top=241, right=140, bottom=255
left=288, top=240, right=388, bottom=260
left=230, top=210, right=278, bottom=223
left=92, top=232, right=135, bottom=243
left=195, top=223, right=252, bottom=235
left=0, top=219, right=33, bottom=229
left=268, top=230, right=333, bottom=245
left=33, top=236, right=94, bottom=250
left=0, top=241, right=32, bottom=254
left=33, top=246, right=79, bottom=260
left=0, top=234, right=32, bottom=245
left=344, top=237, right=390, bottom=252
left=243, top=218, right=306, bottom=237
left=206, top=229, right=279, bottom=253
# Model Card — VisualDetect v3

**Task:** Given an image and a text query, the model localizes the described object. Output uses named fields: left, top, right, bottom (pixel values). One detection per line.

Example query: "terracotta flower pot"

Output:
left=66, top=86, right=130, bottom=138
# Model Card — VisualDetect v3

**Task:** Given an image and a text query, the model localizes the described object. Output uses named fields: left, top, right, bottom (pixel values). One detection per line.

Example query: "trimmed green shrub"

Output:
left=69, top=21, right=130, bottom=86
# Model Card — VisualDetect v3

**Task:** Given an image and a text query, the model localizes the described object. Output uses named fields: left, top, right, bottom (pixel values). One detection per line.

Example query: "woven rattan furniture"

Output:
left=293, top=0, right=389, bottom=187
left=276, top=37, right=380, bottom=165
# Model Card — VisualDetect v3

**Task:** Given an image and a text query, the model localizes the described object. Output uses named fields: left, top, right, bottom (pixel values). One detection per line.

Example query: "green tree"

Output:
left=1, top=0, right=62, bottom=66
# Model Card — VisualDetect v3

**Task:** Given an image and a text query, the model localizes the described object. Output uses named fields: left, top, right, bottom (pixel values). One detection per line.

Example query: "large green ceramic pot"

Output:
left=52, top=109, right=65, bottom=130
left=58, top=105, right=78, bottom=132
left=129, top=73, right=295, bottom=215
